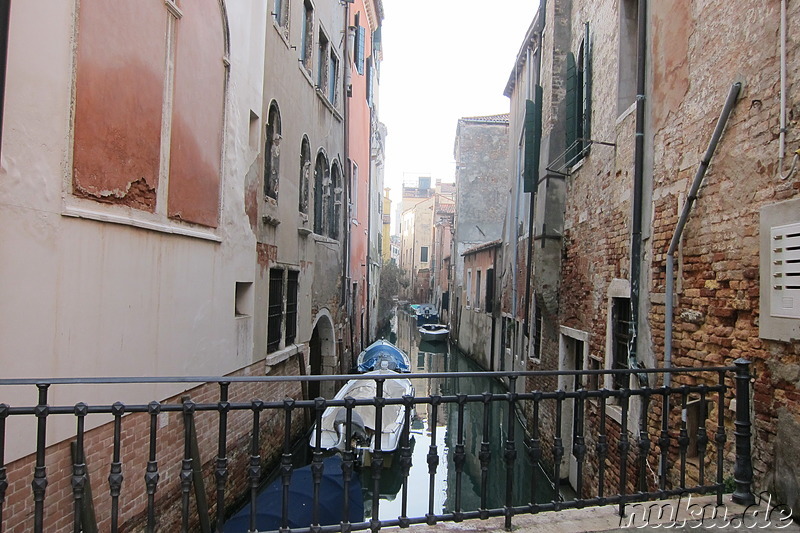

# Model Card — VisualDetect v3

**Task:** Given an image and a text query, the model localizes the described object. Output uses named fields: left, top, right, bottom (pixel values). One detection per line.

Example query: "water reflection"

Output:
left=362, top=308, right=551, bottom=521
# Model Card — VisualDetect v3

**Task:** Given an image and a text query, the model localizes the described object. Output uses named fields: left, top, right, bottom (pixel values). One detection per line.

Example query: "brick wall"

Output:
left=2, top=356, right=308, bottom=532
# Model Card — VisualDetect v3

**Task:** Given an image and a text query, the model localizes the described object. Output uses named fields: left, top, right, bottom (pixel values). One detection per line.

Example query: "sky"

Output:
left=378, top=0, right=539, bottom=225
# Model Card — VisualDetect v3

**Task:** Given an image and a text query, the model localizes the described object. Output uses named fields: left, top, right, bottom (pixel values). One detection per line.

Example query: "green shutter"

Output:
left=565, top=52, right=578, bottom=165
left=523, top=86, right=543, bottom=193
left=583, top=22, right=592, bottom=153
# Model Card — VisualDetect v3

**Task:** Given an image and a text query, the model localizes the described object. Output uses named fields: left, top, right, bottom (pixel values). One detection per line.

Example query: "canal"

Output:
left=359, top=308, right=555, bottom=521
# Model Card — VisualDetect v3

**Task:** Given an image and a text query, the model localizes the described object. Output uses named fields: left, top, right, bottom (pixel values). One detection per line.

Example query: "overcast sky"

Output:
left=379, top=0, right=538, bottom=224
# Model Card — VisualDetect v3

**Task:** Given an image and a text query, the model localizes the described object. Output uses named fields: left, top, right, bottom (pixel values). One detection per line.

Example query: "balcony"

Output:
left=0, top=361, right=762, bottom=532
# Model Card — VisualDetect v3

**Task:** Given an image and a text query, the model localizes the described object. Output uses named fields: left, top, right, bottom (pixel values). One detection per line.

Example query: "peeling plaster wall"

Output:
left=0, top=0, right=262, bottom=462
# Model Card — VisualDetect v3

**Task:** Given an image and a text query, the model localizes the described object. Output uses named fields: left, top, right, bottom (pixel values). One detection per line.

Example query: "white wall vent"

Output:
left=770, top=221, right=800, bottom=319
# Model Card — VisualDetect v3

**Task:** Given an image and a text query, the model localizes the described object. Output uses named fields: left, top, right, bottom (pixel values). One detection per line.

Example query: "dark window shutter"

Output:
left=366, top=57, right=373, bottom=106
left=583, top=22, right=592, bottom=153
left=356, top=26, right=366, bottom=75
left=485, top=272, right=494, bottom=313
left=523, top=86, right=543, bottom=193
left=565, top=52, right=578, bottom=165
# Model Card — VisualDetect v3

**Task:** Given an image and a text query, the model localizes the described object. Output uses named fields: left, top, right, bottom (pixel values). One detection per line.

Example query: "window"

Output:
left=351, top=161, right=359, bottom=214
left=466, top=270, right=472, bottom=307
left=354, top=14, right=366, bottom=75
left=330, top=162, right=342, bottom=240
left=475, top=270, right=482, bottom=309
left=267, top=268, right=300, bottom=353
left=317, top=30, right=328, bottom=90
left=485, top=268, right=494, bottom=313
left=285, top=271, right=299, bottom=345
left=566, top=23, right=592, bottom=167
left=72, top=0, right=226, bottom=228
left=366, top=57, right=374, bottom=107
left=300, top=0, right=314, bottom=71
left=273, top=0, right=289, bottom=36
left=299, top=136, right=311, bottom=213
left=328, top=50, right=339, bottom=104
left=612, top=297, right=632, bottom=390
left=533, top=305, right=542, bottom=359
left=313, top=151, right=329, bottom=235
left=617, top=0, right=638, bottom=114
left=264, top=102, right=281, bottom=201
left=267, top=268, right=284, bottom=353
left=420, top=246, right=429, bottom=263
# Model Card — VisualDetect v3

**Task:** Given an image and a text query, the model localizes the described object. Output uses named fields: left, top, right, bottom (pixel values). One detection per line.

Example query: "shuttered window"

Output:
left=565, top=22, right=592, bottom=168
left=267, top=268, right=284, bottom=353
left=523, top=86, right=543, bottom=193
left=355, top=25, right=366, bottom=75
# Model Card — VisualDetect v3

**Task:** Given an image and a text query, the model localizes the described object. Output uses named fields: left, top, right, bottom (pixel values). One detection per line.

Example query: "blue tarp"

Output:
left=356, top=340, right=411, bottom=373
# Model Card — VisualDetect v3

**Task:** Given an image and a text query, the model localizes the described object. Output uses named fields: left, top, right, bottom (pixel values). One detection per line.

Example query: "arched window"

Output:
left=299, top=136, right=311, bottom=214
left=313, top=151, right=329, bottom=235
left=329, top=161, right=342, bottom=240
left=264, top=102, right=281, bottom=201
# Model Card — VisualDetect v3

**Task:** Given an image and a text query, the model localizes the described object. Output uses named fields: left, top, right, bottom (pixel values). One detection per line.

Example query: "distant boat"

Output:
left=356, top=339, right=411, bottom=373
left=224, top=455, right=364, bottom=532
left=309, top=368, right=415, bottom=456
left=415, top=303, right=439, bottom=325
left=418, top=323, right=449, bottom=343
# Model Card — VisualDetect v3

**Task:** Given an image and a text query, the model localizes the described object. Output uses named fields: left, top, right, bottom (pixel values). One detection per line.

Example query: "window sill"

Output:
left=265, top=343, right=303, bottom=373
left=606, top=404, right=623, bottom=425
left=315, top=88, right=343, bottom=121
left=62, top=204, right=221, bottom=243
left=272, top=20, right=290, bottom=48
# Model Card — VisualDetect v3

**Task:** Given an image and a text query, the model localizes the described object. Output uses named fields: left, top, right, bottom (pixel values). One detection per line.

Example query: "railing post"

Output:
left=731, top=359, right=755, bottom=506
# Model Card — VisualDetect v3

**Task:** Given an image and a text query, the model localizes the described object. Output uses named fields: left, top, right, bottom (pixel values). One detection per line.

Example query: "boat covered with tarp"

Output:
left=356, top=339, right=411, bottom=373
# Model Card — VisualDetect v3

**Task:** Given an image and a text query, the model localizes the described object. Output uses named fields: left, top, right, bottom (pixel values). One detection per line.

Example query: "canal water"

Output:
left=359, top=308, right=554, bottom=521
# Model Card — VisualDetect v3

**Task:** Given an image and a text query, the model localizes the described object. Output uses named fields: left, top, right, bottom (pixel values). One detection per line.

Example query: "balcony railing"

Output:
left=0, top=360, right=755, bottom=533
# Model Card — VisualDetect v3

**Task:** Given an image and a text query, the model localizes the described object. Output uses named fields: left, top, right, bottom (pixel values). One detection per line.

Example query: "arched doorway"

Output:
left=309, top=311, right=336, bottom=399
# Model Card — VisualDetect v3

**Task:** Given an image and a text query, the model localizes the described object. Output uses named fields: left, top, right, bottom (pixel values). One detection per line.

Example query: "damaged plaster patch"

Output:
left=73, top=176, right=157, bottom=212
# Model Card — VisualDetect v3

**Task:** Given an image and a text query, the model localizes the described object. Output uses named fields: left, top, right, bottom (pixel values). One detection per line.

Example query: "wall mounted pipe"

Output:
left=664, top=82, right=741, bottom=386
left=779, top=0, right=798, bottom=180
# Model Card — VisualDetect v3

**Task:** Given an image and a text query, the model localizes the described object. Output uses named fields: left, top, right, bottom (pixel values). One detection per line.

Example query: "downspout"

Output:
left=366, top=110, right=373, bottom=346
left=523, top=45, right=535, bottom=341
left=343, top=2, right=353, bottom=365
left=0, top=1, right=10, bottom=157
left=778, top=0, right=798, bottom=180
left=628, top=0, right=647, bottom=381
left=664, top=82, right=741, bottom=386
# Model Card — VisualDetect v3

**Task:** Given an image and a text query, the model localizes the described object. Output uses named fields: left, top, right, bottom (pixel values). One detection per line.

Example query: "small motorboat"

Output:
left=224, top=455, right=363, bottom=531
left=415, top=303, right=439, bottom=325
left=418, top=323, right=449, bottom=343
left=356, top=339, right=411, bottom=373
left=309, top=368, right=415, bottom=456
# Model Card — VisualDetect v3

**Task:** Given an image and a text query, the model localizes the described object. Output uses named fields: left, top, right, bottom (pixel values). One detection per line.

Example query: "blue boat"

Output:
left=415, top=303, right=439, bottom=325
left=224, top=455, right=363, bottom=532
left=356, top=339, right=411, bottom=373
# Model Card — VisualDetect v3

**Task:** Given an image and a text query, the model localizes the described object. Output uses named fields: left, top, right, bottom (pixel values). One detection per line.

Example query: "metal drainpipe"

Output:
left=0, top=1, right=10, bottom=158
left=628, top=0, right=647, bottom=381
left=343, top=1, right=353, bottom=363
left=664, top=82, right=741, bottom=386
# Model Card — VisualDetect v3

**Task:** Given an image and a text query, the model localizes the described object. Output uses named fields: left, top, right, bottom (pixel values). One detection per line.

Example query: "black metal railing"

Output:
left=0, top=360, right=755, bottom=533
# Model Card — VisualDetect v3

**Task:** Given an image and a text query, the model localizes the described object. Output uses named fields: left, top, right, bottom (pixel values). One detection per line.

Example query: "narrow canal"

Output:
left=359, top=308, right=554, bottom=521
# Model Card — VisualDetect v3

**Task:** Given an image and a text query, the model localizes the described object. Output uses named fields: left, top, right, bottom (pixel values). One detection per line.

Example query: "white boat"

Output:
left=309, top=367, right=414, bottom=455
left=418, top=323, right=449, bottom=343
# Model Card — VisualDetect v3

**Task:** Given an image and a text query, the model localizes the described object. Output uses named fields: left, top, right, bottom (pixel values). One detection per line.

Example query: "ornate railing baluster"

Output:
left=145, top=401, right=160, bottom=533
left=574, top=389, right=587, bottom=502
left=398, top=394, right=414, bottom=528
left=0, top=402, right=7, bottom=533
left=280, top=397, right=296, bottom=533
left=529, top=392, right=542, bottom=513
left=658, top=387, right=670, bottom=493
left=180, top=399, right=196, bottom=533
left=715, top=371, right=726, bottom=506
left=370, top=378, right=385, bottom=533
left=425, top=396, right=441, bottom=526
left=109, top=402, right=125, bottom=533
left=310, top=397, right=325, bottom=533
left=32, top=383, right=50, bottom=533
left=248, top=399, right=264, bottom=533
left=697, top=386, right=708, bottom=489
left=453, top=394, right=467, bottom=522
left=597, top=389, right=608, bottom=501
left=71, top=403, right=88, bottom=533
left=341, top=397, right=355, bottom=532
left=504, top=377, right=518, bottom=530
left=637, top=390, right=651, bottom=493
left=552, top=390, right=564, bottom=510
left=478, top=391, right=492, bottom=519
left=678, top=386, right=689, bottom=488
left=731, top=359, right=754, bottom=506
left=617, top=389, right=630, bottom=518
left=214, top=383, right=230, bottom=533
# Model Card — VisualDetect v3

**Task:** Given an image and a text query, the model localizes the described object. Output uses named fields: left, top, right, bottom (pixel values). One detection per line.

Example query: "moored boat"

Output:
left=356, top=339, right=411, bottom=373
left=418, top=323, right=449, bottom=343
left=414, top=303, right=439, bottom=325
left=308, top=368, right=415, bottom=455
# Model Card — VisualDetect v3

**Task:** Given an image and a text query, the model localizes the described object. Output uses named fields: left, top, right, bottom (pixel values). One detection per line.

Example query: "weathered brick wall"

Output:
left=2, top=357, right=308, bottom=532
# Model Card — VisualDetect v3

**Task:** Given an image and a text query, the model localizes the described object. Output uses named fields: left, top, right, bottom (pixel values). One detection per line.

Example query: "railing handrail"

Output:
left=0, top=364, right=739, bottom=386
